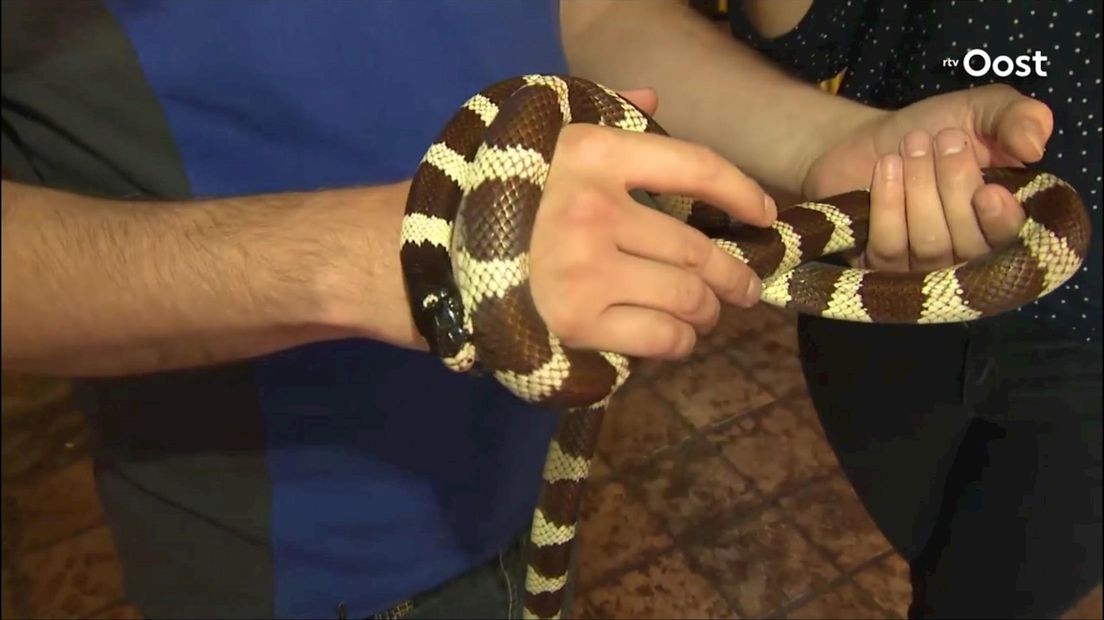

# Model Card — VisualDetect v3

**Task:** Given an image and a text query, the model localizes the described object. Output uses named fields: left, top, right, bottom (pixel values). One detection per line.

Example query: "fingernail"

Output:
left=881, top=154, right=901, bottom=181
left=763, top=194, right=777, bottom=219
left=977, top=188, right=1003, bottom=217
left=1022, top=119, right=1046, bottom=159
left=904, top=131, right=929, bottom=158
left=935, top=130, right=966, bottom=156
left=744, top=276, right=762, bottom=307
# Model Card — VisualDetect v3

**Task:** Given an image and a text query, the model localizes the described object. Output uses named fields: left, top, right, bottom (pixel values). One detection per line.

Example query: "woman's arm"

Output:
left=558, top=0, right=883, bottom=197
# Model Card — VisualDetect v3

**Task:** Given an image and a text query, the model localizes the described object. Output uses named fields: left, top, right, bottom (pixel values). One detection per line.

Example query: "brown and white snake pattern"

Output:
left=399, top=74, right=1091, bottom=619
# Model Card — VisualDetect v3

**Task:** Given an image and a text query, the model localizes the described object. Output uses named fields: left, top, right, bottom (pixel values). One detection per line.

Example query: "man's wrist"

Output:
left=307, top=179, right=427, bottom=352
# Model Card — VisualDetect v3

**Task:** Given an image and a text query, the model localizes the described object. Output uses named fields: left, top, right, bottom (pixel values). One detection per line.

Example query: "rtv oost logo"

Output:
left=943, top=49, right=1049, bottom=77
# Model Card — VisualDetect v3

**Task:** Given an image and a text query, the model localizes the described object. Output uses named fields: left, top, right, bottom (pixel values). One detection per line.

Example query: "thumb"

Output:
left=618, top=87, right=659, bottom=116
left=969, top=84, right=1053, bottom=165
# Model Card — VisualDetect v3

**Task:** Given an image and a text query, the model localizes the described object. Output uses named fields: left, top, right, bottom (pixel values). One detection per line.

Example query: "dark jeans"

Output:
left=797, top=311, right=1102, bottom=619
left=367, top=525, right=579, bottom=620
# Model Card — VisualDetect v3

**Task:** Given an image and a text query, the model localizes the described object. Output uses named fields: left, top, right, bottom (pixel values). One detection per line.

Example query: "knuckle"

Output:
left=719, top=257, right=750, bottom=296
left=866, top=243, right=906, bottom=264
left=560, top=124, right=613, bottom=163
left=909, top=238, right=953, bottom=261
left=548, top=301, right=585, bottom=341
left=669, top=326, right=697, bottom=359
left=542, top=276, right=594, bottom=338
left=674, top=277, right=710, bottom=316
left=560, top=188, right=613, bottom=229
left=682, top=234, right=712, bottom=270
left=700, top=296, right=722, bottom=333
left=649, top=321, right=692, bottom=359
left=691, top=145, right=726, bottom=184
left=728, top=272, right=755, bottom=306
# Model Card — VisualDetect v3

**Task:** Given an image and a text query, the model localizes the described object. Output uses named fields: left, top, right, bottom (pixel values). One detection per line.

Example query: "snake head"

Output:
left=425, top=286, right=472, bottom=364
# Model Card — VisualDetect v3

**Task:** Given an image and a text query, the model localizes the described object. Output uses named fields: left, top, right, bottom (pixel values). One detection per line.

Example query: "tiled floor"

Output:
left=1, top=304, right=1101, bottom=619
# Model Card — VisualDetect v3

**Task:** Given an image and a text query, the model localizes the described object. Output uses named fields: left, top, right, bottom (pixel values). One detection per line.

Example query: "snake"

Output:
left=398, top=74, right=1091, bottom=619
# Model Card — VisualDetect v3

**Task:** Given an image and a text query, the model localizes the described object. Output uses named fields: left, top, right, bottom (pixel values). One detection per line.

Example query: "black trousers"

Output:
left=797, top=311, right=1102, bottom=619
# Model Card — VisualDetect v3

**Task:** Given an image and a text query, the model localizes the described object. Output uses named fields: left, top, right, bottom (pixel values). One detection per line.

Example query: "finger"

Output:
left=612, top=198, right=761, bottom=307
left=973, top=184, right=1026, bottom=248
left=968, top=84, right=1054, bottom=165
left=589, top=128, right=776, bottom=227
left=606, top=253, right=722, bottom=333
left=617, top=87, right=658, bottom=117
left=588, top=305, right=698, bottom=360
left=932, top=128, right=990, bottom=260
left=865, top=154, right=910, bottom=272
left=901, top=130, right=954, bottom=270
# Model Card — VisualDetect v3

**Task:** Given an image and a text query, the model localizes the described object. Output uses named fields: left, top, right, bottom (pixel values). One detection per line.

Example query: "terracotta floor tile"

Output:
left=634, top=437, right=758, bottom=537
left=585, top=549, right=734, bottom=619
left=784, top=582, right=888, bottom=619
left=759, top=320, right=800, bottom=351
left=652, top=351, right=775, bottom=429
left=778, top=475, right=890, bottom=572
left=784, top=394, right=828, bottom=439
left=577, top=481, right=673, bottom=589
left=628, top=358, right=668, bottom=381
left=852, top=553, right=911, bottom=619
left=571, top=596, right=602, bottom=619
left=589, top=453, right=612, bottom=482
left=1, top=402, right=90, bottom=482
left=704, top=304, right=788, bottom=350
left=4, top=458, right=104, bottom=553
left=684, top=508, right=839, bottom=618
left=598, top=386, right=690, bottom=471
left=14, top=524, right=125, bottom=619
left=707, top=402, right=839, bottom=498
left=727, top=335, right=809, bottom=401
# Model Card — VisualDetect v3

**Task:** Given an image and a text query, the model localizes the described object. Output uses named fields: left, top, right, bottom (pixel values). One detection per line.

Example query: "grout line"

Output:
left=764, top=548, right=900, bottom=619
left=10, top=520, right=106, bottom=559
left=591, top=345, right=872, bottom=619
left=589, top=462, right=861, bottom=618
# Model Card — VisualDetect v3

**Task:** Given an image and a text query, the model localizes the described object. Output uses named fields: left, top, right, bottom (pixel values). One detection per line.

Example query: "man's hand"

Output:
left=803, top=84, right=1049, bottom=271
left=529, top=90, right=776, bottom=360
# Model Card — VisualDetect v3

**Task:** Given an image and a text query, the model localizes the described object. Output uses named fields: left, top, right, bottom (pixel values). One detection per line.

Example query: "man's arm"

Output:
left=0, top=179, right=422, bottom=377
left=559, top=0, right=883, bottom=197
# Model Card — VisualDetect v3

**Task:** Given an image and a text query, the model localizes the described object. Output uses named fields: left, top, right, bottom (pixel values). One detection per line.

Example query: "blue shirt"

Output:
left=25, top=1, right=570, bottom=617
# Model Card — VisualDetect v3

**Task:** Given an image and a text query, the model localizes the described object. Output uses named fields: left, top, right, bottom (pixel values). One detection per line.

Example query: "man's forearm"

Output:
left=559, top=0, right=883, bottom=196
left=1, top=179, right=421, bottom=377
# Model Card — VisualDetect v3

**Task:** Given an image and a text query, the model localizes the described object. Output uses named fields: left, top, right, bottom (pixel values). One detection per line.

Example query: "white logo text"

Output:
left=943, top=49, right=1048, bottom=77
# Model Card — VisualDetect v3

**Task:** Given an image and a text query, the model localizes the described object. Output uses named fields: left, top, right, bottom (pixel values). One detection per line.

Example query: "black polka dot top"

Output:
left=730, top=0, right=1102, bottom=343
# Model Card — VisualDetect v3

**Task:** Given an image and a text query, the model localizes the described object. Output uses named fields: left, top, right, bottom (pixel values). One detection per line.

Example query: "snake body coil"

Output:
left=399, top=74, right=1091, bottom=619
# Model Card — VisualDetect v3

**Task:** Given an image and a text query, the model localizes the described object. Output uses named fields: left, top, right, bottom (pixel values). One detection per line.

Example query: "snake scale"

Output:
left=399, top=74, right=1091, bottom=619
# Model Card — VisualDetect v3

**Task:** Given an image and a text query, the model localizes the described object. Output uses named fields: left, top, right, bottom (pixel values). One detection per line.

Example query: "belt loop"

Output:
left=337, top=602, right=347, bottom=620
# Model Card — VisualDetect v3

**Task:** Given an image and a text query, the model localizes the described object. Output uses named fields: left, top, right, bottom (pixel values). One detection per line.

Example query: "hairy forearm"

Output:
left=1, top=179, right=420, bottom=377
left=559, top=0, right=882, bottom=196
